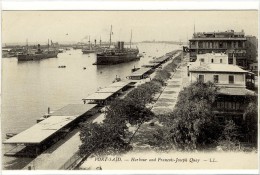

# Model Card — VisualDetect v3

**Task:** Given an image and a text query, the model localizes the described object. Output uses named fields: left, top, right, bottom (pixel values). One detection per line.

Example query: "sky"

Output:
left=2, top=11, right=258, bottom=44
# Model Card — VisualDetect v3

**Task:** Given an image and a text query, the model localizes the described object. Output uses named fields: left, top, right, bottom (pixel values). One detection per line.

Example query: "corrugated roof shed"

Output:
left=50, top=104, right=97, bottom=116
left=96, top=86, right=123, bottom=93
left=4, top=115, right=77, bottom=144
left=108, top=81, right=130, bottom=87
left=83, top=92, right=114, bottom=100
left=129, top=68, right=151, bottom=77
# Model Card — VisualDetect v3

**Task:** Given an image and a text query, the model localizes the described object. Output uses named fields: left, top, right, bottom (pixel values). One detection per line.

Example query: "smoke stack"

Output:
left=48, top=107, right=50, bottom=114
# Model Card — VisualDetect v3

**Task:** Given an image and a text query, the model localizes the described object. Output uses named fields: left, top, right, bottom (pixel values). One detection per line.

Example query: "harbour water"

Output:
left=1, top=43, right=181, bottom=169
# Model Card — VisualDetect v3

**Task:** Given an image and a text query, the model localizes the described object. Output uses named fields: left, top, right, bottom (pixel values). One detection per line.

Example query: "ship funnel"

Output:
left=117, top=41, right=124, bottom=50
left=37, top=44, right=41, bottom=52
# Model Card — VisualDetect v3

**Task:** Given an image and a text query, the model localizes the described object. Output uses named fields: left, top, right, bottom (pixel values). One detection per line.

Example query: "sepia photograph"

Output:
left=0, top=1, right=259, bottom=173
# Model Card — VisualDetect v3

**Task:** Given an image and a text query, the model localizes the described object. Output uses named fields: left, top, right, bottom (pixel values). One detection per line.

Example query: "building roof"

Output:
left=96, top=86, right=123, bottom=93
left=108, top=81, right=130, bottom=87
left=4, top=104, right=98, bottom=145
left=83, top=92, right=114, bottom=100
left=190, top=38, right=246, bottom=41
left=50, top=104, right=97, bottom=116
left=128, top=68, right=151, bottom=77
left=142, top=63, right=159, bottom=67
left=189, top=64, right=248, bottom=73
left=4, top=115, right=78, bottom=144
left=151, top=55, right=170, bottom=63
left=218, top=87, right=256, bottom=96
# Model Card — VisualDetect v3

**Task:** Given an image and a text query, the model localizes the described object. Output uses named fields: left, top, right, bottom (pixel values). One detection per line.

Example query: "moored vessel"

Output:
left=17, top=40, right=58, bottom=61
left=95, top=26, right=139, bottom=65
left=96, top=42, right=139, bottom=65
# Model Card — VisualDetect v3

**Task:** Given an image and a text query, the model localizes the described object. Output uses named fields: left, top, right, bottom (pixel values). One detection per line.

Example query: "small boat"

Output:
left=58, top=65, right=66, bottom=68
left=6, top=133, right=17, bottom=139
left=131, top=66, right=140, bottom=72
left=112, top=75, right=121, bottom=83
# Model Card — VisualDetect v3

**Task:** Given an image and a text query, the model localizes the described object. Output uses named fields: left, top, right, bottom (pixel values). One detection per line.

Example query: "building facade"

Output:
left=189, top=30, right=248, bottom=68
left=189, top=60, right=256, bottom=130
left=189, top=64, right=248, bottom=88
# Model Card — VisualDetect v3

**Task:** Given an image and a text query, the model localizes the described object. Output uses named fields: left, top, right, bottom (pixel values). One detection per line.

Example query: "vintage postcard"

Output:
left=0, top=0, right=259, bottom=174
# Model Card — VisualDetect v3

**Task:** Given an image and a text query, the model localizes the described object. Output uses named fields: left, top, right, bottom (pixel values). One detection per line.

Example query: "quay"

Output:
left=129, top=52, right=189, bottom=151
left=4, top=49, right=181, bottom=169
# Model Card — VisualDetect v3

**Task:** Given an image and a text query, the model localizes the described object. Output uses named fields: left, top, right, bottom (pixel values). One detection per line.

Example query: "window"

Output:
left=219, top=42, right=223, bottom=48
left=200, top=58, right=204, bottom=62
left=229, top=75, right=234, bottom=84
left=211, top=59, right=214, bottom=63
left=213, top=75, right=219, bottom=83
left=198, top=74, right=204, bottom=83
left=235, top=102, right=240, bottom=110
left=220, top=59, right=223, bottom=63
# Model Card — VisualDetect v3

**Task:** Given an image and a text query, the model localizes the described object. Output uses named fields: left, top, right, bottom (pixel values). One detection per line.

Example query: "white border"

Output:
left=1, top=0, right=260, bottom=11
left=1, top=0, right=259, bottom=174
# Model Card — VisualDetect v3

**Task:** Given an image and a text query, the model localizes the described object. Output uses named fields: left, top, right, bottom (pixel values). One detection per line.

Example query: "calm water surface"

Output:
left=1, top=43, right=180, bottom=169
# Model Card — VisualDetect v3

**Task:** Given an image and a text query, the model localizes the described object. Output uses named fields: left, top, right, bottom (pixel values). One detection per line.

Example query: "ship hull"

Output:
left=82, top=50, right=95, bottom=54
left=96, top=52, right=139, bottom=65
left=17, top=52, right=58, bottom=61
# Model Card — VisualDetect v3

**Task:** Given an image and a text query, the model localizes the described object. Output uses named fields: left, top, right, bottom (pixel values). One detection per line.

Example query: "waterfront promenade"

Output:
left=131, top=53, right=190, bottom=150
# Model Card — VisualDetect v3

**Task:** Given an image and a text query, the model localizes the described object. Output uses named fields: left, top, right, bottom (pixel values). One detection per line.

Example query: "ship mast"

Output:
left=48, top=39, right=49, bottom=52
left=88, top=35, right=91, bottom=48
left=26, top=38, right=28, bottom=53
left=130, top=29, right=132, bottom=49
left=109, top=25, right=112, bottom=48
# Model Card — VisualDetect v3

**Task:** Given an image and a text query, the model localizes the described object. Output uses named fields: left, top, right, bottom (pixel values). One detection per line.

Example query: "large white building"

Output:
left=189, top=64, right=248, bottom=88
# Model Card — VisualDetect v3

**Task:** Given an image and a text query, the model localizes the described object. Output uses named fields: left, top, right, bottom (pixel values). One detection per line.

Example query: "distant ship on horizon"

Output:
left=82, top=37, right=104, bottom=54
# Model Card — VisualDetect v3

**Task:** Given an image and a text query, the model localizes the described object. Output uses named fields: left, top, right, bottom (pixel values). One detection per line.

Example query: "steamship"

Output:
left=17, top=41, right=58, bottom=61
left=96, top=41, right=139, bottom=65
left=82, top=37, right=104, bottom=54
left=95, top=26, right=139, bottom=65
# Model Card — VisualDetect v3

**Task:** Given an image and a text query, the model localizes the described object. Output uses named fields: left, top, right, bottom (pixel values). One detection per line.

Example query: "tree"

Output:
left=105, top=98, right=154, bottom=144
left=126, top=81, right=161, bottom=106
left=79, top=121, right=130, bottom=156
left=79, top=98, right=154, bottom=157
left=154, top=81, right=221, bottom=151
left=217, top=120, right=240, bottom=151
left=243, top=95, right=258, bottom=145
